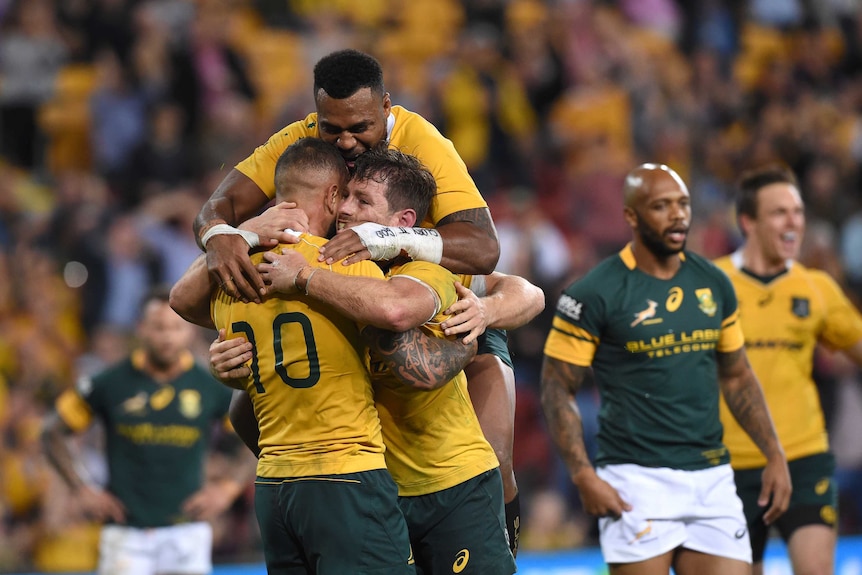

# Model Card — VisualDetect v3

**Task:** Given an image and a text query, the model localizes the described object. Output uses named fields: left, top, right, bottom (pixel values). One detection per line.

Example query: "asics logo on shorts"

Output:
left=734, top=527, right=747, bottom=539
left=452, top=549, right=470, bottom=573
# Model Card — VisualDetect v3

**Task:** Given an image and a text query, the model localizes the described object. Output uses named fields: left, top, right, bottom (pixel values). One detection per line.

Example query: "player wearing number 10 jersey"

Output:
left=208, top=138, right=415, bottom=574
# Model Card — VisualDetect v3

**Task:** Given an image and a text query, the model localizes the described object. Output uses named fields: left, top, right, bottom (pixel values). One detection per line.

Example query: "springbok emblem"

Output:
left=631, top=299, right=658, bottom=327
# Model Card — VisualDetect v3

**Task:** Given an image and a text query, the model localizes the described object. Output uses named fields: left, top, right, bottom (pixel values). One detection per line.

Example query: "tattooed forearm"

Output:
left=363, top=326, right=477, bottom=390
left=718, top=348, right=782, bottom=459
left=435, top=208, right=499, bottom=274
left=540, top=356, right=594, bottom=477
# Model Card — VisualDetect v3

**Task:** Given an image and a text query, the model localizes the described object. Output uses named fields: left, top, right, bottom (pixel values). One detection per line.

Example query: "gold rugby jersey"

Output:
left=236, top=105, right=487, bottom=228
left=211, top=235, right=388, bottom=478
left=716, top=252, right=862, bottom=468
left=371, top=261, right=499, bottom=496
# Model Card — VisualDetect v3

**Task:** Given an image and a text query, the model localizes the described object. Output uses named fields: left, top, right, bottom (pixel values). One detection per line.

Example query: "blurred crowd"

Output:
left=3, top=0, right=862, bottom=571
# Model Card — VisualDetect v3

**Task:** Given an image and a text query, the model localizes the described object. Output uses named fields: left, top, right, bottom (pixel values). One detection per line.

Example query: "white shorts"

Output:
left=596, top=463, right=751, bottom=565
left=98, top=522, right=213, bottom=575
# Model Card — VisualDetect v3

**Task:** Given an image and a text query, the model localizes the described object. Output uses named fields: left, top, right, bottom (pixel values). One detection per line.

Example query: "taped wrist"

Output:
left=351, top=222, right=443, bottom=264
left=200, top=223, right=260, bottom=250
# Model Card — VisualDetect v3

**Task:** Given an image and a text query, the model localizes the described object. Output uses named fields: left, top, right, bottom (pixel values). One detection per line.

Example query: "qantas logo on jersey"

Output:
left=745, top=339, right=803, bottom=351
left=557, top=294, right=584, bottom=321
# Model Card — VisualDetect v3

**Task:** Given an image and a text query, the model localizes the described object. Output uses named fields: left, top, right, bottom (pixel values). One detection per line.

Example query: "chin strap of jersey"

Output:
left=351, top=222, right=443, bottom=264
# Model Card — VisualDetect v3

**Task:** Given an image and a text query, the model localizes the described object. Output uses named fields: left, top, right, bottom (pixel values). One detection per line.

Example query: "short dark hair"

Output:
left=313, top=49, right=385, bottom=99
left=274, top=137, right=349, bottom=191
left=735, top=163, right=799, bottom=223
left=352, top=146, right=436, bottom=223
left=140, top=284, right=172, bottom=317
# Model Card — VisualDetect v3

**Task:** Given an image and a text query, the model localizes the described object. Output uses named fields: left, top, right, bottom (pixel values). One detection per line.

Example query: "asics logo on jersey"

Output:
left=557, top=295, right=584, bottom=321
left=631, top=299, right=658, bottom=327
left=452, top=549, right=470, bottom=573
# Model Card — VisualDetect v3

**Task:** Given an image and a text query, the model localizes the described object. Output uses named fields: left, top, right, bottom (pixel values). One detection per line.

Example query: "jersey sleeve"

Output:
left=543, top=280, right=605, bottom=366
left=55, top=376, right=97, bottom=432
left=391, top=261, right=458, bottom=321
left=813, top=271, right=862, bottom=350
left=234, top=113, right=318, bottom=199
left=391, top=108, right=487, bottom=226
left=712, top=265, right=745, bottom=353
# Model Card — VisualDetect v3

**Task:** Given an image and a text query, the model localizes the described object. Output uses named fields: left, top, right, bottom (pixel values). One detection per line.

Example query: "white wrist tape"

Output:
left=351, top=222, right=443, bottom=264
left=201, top=224, right=260, bottom=250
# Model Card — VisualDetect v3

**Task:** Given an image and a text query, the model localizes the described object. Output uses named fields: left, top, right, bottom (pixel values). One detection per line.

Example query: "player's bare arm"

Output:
left=317, top=207, right=500, bottom=274
left=540, top=356, right=631, bottom=518
left=442, top=272, right=545, bottom=343
left=717, top=346, right=792, bottom=524
left=259, top=250, right=437, bottom=332
left=228, top=390, right=261, bottom=458
left=435, top=208, right=500, bottom=274
left=41, top=412, right=127, bottom=523
left=170, top=255, right=215, bottom=329
left=362, top=325, right=478, bottom=390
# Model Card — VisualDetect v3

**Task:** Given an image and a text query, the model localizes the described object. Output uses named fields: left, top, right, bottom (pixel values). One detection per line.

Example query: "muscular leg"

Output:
left=674, top=548, right=750, bottom=575
left=786, top=524, right=836, bottom=575
left=465, top=353, right=518, bottom=554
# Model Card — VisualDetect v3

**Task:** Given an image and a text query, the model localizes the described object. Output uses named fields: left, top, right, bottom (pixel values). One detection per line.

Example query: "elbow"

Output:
left=378, top=304, right=419, bottom=333
left=474, top=238, right=500, bottom=275
left=530, top=286, right=546, bottom=317
left=169, top=285, right=192, bottom=321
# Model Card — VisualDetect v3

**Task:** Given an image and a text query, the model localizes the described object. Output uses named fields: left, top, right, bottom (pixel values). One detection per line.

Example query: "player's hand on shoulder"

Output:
left=573, top=468, right=632, bottom=519
left=442, top=281, right=488, bottom=344
left=759, top=454, right=792, bottom=525
left=209, top=330, right=252, bottom=387
left=239, top=201, right=308, bottom=246
left=318, top=227, right=371, bottom=266
left=258, top=249, right=311, bottom=294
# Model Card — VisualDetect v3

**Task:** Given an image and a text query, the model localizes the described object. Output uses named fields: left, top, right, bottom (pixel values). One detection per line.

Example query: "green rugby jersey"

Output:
left=544, top=244, right=745, bottom=470
left=56, top=350, right=234, bottom=527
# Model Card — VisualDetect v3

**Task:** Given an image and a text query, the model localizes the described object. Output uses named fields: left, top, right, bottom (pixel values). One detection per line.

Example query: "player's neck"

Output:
left=631, top=241, right=681, bottom=280
left=740, top=243, right=788, bottom=277
left=141, top=356, right=186, bottom=384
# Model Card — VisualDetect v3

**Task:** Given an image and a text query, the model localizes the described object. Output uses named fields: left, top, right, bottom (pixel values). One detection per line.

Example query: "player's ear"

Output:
left=327, top=185, right=339, bottom=212
left=395, top=208, right=417, bottom=228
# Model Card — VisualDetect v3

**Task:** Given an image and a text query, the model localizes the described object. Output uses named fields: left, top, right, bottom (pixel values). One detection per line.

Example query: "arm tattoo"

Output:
left=437, top=208, right=497, bottom=240
left=717, top=348, right=780, bottom=459
left=363, top=326, right=477, bottom=390
left=540, top=356, right=594, bottom=476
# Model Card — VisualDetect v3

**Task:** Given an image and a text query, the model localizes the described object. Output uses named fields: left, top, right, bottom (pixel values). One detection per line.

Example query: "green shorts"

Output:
left=255, top=469, right=415, bottom=574
left=734, top=451, right=837, bottom=562
left=477, top=329, right=513, bottom=369
left=398, top=469, right=515, bottom=575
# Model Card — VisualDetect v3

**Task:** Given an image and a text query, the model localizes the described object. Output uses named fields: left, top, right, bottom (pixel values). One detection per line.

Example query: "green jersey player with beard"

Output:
left=541, top=164, right=791, bottom=575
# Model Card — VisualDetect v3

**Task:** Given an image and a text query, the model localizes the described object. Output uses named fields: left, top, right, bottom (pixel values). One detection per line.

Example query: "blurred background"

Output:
left=2, top=0, right=862, bottom=571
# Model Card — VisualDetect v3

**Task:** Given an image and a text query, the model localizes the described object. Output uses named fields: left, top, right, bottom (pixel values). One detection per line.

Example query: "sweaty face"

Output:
left=750, top=182, right=805, bottom=265
left=137, top=301, right=195, bottom=370
left=337, top=177, right=397, bottom=231
left=632, top=173, right=691, bottom=257
left=316, top=88, right=390, bottom=168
